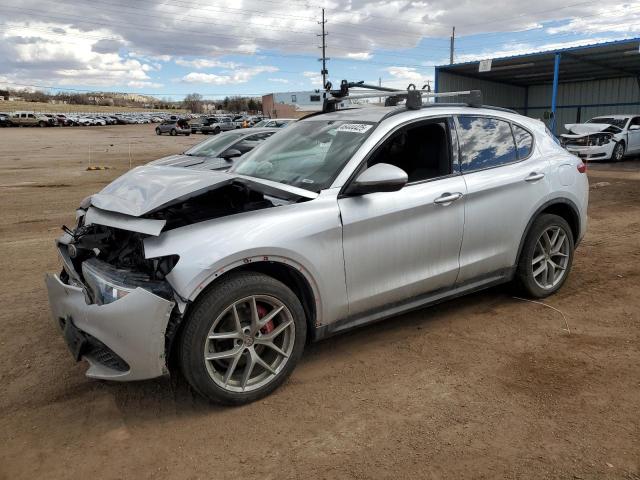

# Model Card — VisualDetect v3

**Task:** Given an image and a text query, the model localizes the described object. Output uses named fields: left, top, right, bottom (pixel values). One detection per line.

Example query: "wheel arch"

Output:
left=166, top=257, right=320, bottom=364
left=516, top=198, right=581, bottom=264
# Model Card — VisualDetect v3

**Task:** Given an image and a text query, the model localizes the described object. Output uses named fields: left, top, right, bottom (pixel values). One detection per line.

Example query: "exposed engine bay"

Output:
left=62, top=181, right=299, bottom=302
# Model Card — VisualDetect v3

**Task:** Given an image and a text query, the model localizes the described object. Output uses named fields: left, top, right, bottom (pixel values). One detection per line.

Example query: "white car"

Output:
left=561, top=115, right=640, bottom=161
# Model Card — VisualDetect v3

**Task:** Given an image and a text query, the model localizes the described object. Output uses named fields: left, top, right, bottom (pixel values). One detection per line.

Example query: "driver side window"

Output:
left=367, top=118, right=453, bottom=183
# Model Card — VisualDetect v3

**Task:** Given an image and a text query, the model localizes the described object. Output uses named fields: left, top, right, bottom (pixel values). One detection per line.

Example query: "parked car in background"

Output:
left=9, top=111, right=55, bottom=127
left=0, top=113, right=10, bottom=127
left=253, top=118, right=295, bottom=128
left=561, top=115, right=640, bottom=161
left=199, top=117, right=235, bottom=135
left=156, top=119, right=191, bottom=136
left=45, top=102, right=588, bottom=405
left=150, top=128, right=278, bottom=170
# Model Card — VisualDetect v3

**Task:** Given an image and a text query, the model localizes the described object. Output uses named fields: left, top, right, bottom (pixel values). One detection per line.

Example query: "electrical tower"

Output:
left=318, top=8, right=329, bottom=88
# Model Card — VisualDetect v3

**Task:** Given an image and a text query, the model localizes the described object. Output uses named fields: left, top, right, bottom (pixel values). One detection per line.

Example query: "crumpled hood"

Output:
left=91, top=165, right=235, bottom=217
left=89, top=164, right=317, bottom=218
left=564, top=123, right=613, bottom=135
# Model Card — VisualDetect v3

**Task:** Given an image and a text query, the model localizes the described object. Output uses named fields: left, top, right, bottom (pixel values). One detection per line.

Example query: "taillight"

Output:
left=577, top=162, right=587, bottom=173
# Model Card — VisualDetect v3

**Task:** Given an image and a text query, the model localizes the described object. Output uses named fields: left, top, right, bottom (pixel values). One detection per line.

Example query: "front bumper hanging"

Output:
left=45, top=272, right=175, bottom=381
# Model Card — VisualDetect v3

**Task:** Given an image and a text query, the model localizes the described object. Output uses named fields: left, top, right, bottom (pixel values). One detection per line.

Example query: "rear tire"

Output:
left=515, top=214, right=574, bottom=298
left=179, top=272, right=307, bottom=405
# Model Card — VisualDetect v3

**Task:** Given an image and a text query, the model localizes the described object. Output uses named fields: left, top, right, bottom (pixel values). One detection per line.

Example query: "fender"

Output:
left=515, top=197, right=581, bottom=264
left=179, top=254, right=324, bottom=325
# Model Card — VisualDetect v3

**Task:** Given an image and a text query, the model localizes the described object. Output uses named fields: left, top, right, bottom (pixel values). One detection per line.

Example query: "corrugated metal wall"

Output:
left=438, top=70, right=640, bottom=133
left=528, top=77, right=640, bottom=132
left=437, top=71, right=526, bottom=112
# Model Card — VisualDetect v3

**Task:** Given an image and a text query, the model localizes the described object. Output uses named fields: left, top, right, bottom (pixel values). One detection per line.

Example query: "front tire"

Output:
left=180, top=272, right=307, bottom=405
left=516, top=214, right=574, bottom=298
left=155, top=128, right=161, bottom=135
left=170, top=128, right=177, bottom=136
left=611, top=142, right=625, bottom=162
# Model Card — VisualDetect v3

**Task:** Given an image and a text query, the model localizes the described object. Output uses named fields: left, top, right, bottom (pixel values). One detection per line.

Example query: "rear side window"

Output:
left=457, top=116, right=517, bottom=172
left=512, top=124, right=533, bottom=159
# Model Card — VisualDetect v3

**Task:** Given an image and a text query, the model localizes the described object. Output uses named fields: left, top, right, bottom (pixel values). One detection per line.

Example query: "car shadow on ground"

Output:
left=99, top=284, right=513, bottom=418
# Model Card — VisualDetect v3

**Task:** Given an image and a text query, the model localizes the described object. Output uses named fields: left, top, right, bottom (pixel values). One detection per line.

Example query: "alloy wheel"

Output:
left=203, top=295, right=295, bottom=393
left=531, top=226, right=570, bottom=290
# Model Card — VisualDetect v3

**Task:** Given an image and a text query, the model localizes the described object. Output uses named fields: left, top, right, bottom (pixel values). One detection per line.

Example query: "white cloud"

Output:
left=452, top=36, right=622, bottom=64
left=175, top=58, right=240, bottom=69
left=0, top=21, right=161, bottom=88
left=345, top=52, right=373, bottom=60
left=268, top=78, right=290, bottom=83
left=383, top=66, right=433, bottom=89
left=182, top=66, right=278, bottom=85
left=302, top=71, right=319, bottom=78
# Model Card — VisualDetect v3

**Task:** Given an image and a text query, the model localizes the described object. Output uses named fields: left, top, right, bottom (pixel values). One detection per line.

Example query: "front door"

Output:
left=627, top=117, right=640, bottom=154
left=338, top=117, right=466, bottom=316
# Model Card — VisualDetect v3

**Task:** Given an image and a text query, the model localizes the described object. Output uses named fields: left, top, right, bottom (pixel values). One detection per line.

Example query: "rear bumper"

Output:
left=45, top=273, right=175, bottom=381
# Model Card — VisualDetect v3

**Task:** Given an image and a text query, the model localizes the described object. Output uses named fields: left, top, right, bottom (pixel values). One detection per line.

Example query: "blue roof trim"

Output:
left=436, top=37, right=640, bottom=69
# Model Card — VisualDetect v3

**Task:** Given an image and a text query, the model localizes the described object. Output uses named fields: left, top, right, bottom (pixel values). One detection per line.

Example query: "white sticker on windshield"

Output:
left=337, top=123, right=373, bottom=134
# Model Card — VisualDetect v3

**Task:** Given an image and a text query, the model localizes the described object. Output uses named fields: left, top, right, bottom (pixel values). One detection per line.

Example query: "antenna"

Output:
left=318, top=9, right=329, bottom=88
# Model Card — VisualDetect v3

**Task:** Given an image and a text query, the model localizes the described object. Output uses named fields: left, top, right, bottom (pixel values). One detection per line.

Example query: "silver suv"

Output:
left=45, top=101, right=588, bottom=404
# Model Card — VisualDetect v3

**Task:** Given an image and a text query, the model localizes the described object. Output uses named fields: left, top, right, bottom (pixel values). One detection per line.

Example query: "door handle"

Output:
left=525, top=172, right=545, bottom=182
left=434, top=192, right=463, bottom=205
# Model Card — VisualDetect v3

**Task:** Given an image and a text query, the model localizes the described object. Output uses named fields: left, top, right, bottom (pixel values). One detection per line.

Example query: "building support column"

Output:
left=551, top=53, right=561, bottom=134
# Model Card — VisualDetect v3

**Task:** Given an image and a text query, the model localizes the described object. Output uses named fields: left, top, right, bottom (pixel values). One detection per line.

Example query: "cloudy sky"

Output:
left=0, top=0, right=639, bottom=99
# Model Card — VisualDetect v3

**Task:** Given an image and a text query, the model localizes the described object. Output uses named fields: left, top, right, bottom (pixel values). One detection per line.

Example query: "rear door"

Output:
left=455, top=115, right=552, bottom=283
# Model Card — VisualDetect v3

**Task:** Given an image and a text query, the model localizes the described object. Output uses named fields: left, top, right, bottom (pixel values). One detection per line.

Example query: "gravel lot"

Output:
left=1, top=125, right=638, bottom=479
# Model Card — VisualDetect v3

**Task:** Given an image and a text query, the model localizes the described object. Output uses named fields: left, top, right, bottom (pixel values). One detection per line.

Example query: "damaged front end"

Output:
left=560, top=123, right=620, bottom=160
left=45, top=165, right=313, bottom=381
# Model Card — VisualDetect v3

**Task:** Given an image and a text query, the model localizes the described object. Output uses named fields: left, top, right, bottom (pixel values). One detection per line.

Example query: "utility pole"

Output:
left=318, top=8, right=329, bottom=88
left=449, top=26, right=456, bottom=65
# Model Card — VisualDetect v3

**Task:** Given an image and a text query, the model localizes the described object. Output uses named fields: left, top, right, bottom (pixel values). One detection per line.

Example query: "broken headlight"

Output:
left=81, top=257, right=174, bottom=305
left=588, top=133, right=613, bottom=146
left=82, top=259, right=136, bottom=305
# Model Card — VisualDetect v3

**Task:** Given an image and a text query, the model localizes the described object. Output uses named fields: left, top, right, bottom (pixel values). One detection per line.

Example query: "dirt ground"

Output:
left=0, top=125, right=638, bottom=479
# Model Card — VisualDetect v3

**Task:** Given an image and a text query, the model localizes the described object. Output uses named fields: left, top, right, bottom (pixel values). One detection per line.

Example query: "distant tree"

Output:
left=247, top=98, right=257, bottom=112
left=183, top=93, right=203, bottom=113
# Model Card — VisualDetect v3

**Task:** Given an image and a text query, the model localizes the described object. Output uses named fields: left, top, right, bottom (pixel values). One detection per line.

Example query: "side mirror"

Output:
left=346, top=163, right=408, bottom=195
left=221, top=149, right=242, bottom=160
left=629, top=125, right=640, bottom=131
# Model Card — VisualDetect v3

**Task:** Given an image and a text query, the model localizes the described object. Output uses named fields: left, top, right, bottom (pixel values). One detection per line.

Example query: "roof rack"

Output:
left=321, top=79, right=483, bottom=113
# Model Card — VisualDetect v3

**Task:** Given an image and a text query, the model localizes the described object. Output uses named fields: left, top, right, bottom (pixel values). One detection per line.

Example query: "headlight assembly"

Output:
left=82, top=260, right=136, bottom=305
left=81, top=257, right=174, bottom=305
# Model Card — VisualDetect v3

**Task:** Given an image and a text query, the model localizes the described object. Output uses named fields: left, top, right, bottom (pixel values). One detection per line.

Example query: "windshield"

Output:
left=231, top=120, right=375, bottom=192
left=185, top=132, right=244, bottom=157
left=253, top=120, right=268, bottom=127
left=588, top=117, right=628, bottom=129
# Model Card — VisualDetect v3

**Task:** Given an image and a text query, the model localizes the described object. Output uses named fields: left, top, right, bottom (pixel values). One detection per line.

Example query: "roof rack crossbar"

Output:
left=321, top=80, right=482, bottom=112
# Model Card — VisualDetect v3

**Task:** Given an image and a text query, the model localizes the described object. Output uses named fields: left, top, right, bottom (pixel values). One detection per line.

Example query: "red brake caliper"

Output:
left=258, top=304, right=275, bottom=334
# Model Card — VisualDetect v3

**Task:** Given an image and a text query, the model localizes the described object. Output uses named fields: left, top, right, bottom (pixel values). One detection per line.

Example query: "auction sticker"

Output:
left=337, top=123, right=373, bottom=134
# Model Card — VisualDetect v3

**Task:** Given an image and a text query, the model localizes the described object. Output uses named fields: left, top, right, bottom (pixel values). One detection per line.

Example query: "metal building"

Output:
left=434, top=38, right=640, bottom=133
